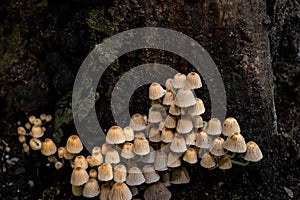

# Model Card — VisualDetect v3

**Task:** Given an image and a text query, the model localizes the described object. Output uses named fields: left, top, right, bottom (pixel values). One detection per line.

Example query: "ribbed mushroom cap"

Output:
left=31, top=125, right=44, bottom=138
left=72, top=185, right=83, bottom=196
left=161, top=128, right=174, bottom=143
left=89, top=168, right=98, bottom=179
left=101, top=143, right=112, bottom=155
left=167, top=152, right=181, bottom=168
left=66, top=135, right=83, bottom=154
left=149, top=82, right=166, bottom=100
left=144, top=182, right=172, bottom=200
left=70, top=167, right=89, bottom=186
left=176, top=115, right=193, bottom=134
left=210, top=137, right=225, bottom=156
left=175, top=88, right=196, bottom=108
left=133, top=137, right=150, bottom=155
left=154, top=151, right=168, bottom=171
left=126, top=167, right=145, bottom=186
left=17, top=126, right=26, bottom=136
left=121, top=142, right=135, bottom=159
left=149, top=127, right=161, bottom=142
left=218, top=156, right=232, bottom=170
left=89, top=152, right=103, bottom=167
left=165, top=78, right=174, bottom=90
left=129, top=113, right=147, bottom=131
left=98, top=163, right=113, bottom=181
left=170, top=134, right=187, bottom=153
left=172, top=73, right=186, bottom=89
left=192, top=115, right=204, bottom=128
left=204, top=118, right=222, bottom=135
left=185, top=131, right=196, bottom=146
left=186, top=72, right=202, bottom=89
left=142, top=146, right=156, bottom=164
left=123, top=126, right=135, bottom=141
left=92, top=146, right=101, bottom=154
left=222, top=117, right=241, bottom=136
left=163, top=90, right=175, bottom=106
left=164, top=115, right=177, bottom=129
left=158, top=120, right=165, bottom=131
left=142, top=165, right=160, bottom=184
left=170, top=166, right=190, bottom=184
left=114, top=164, right=127, bottom=182
left=129, top=186, right=139, bottom=197
left=29, top=138, right=42, bottom=150
left=200, top=152, right=216, bottom=169
left=109, top=182, right=132, bottom=200
left=169, top=102, right=181, bottom=116
left=63, top=148, right=75, bottom=160
left=106, top=125, right=126, bottom=144
left=105, top=149, right=120, bottom=164
left=74, top=155, right=88, bottom=169
left=83, top=178, right=100, bottom=198
left=100, top=183, right=111, bottom=200
left=183, top=147, right=198, bottom=164
left=195, top=131, right=212, bottom=149
left=243, top=141, right=263, bottom=162
left=41, top=138, right=57, bottom=156
left=160, top=171, right=171, bottom=187
left=223, top=132, right=247, bottom=153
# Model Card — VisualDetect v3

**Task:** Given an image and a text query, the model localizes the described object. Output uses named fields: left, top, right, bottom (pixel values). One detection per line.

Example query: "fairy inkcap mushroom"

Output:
left=149, top=127, right=161, bottom=142
left=210, top=137, right=225, bottom=156
left=142, top=146, right=156, bottom=164
left=192, top=115, right=204, bottom=128
left=222, top=117, right=241, bottom=136
left=28, top=115, right=36, bottom=124
left=163, top=90, right=175, bottom=106
left=70, top=167, right=89, bottom=186
left=170, top=133, right=187, bottom=153
left=243, top=141, right=263, bottom=162
left=176, top=115, right=193, bottom=134
left=25, top=122, right=31, bottom=130
left=98, top=163, right=113, bottom=181
left=121, top=142, right=135, bottom=159
left=55, top=161, right=64, bottom=170
left=218, top=156, right=232, bottom=170
left=29, top=138, right=42, bottom=150
left=45, top=115, right=52, bottom=123
left=89, top=168, right=98, bottom=179
left=164, top=115, right=177, bottom=129
left=185, top=131, right=196, bottom=146
left=186, top=72, right=202, bottom=89
left=72, top=185, right=83, bottom=196
left=126, top=167, right=145, bottom=186
left=161, top=128, right=174, bottom=143
left=105, top=148, right=120, bottom=164
left=133, top=137, right=150, bottom=155
left=106, top=125, right=126, bottom=144
left=170, top=166, right=190, bottom=184
left=200, top=152, right=216, bottom=169
left=195, top=130, right=212, bottom=149
left=33, top=118, right=42, bottom=126
left=154, top=150, right=168, bottom=171
left=41, top=138, right=57, bottom=156
left=142, top=165, right=160, bottom=184
left=17, top=126, right=26, bottom=136
left=109, top=182, right=132, bottom=200
left=129, top=113, right=147, bottom=131
left=18, top=135, right=26, bottom=143
left=149, top=82, right=166, bottom=100
left=123, top=126, right=135, bottom=141
left=223, top=132, right=247, bottom=153
left=74, top=155, right=88, bottom=169
left=83, top=178, right=100, bottom=198
left=205, top=118, right=222, bottom=135
left=169, top=102, right=181, bottom=116
left=114, top=164, right=127, bottom=183
left=183, top=147, right=198, bottom=164
left=66, top=135, right=83, bottom=154
left=144, top=182, right=171, bottom=200
left=172, top=73, right=186, bottom=89
left=165, top=78, right=174, bottom=90
left=175, top=88, right=196, bottom=107
left=187, top=98, right=205, bottom=116
left=31, top=125, right=44, bottom=138
left=167, top=151, right=181, bottom=168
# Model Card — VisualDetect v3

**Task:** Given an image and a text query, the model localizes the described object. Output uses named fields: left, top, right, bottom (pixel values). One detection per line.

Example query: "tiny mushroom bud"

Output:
left=89, top=168, right=98, bottom=179
left=23, top=143, right=30, bottom=153
left=40, top=113, right=47, bottom=121
left=186, top=72, right=202, bottom=89
left=17, top=127, right=26, bottom=136
left=57, top=147, right=65, bottom=158
left=243, top=141, right=263, bottom=162
left=18, top=135, right=26, bottom=143
left=28, top=115, right=36, bottom=124
left=66, top=135, right=83, bottom=154
left=92, top=146, right=101, bottom=154
left=29, top=138, right=42, bottom=150
left=41, top=138, right=57, bottom=156
left=83, top=178, right=100, bottom=198
left=55, top=161, right=64, bottom=170
left=149, top=82, right=166, bottom=100
left=45, top=115, right=52, bottom=123
left=25, top=122, right=31, bottom=130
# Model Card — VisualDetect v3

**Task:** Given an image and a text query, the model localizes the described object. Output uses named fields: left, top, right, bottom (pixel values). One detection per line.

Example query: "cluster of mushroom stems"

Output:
left=17, top=72, right=263, bottom=200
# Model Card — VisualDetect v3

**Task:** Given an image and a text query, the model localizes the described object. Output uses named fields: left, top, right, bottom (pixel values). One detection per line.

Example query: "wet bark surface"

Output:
left=0, top=0, right=299, bottom=199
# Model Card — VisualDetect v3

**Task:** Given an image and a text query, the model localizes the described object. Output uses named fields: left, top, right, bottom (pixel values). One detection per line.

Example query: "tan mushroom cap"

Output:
left=55, top=161, right=64, bottom=170
left=126, top=167, right=145, bottom=186
left=223, top=132, right=247, bottom=153
left=40, top=113, right=47, bottom=121
left=101, top=143, right=112, bottom=155
left=83, top=178, right=100, bottom=198
left=200, top=152, right=216, bottom=169
left=123, top=126, right=135, bottom=141
left=175, top=88, right=196, bottom=108
left=28, top=115, right=36, bottom=124
left=31, top=125, right=44, bottom=138
left=70, top=167, right=89, bottom=186
left=109, top=182, right=132, bottom=200
left=161, top=128, right=174, bottom=143
left=25, top=122, right=31, bottom=130
left=63, top=148, right=75, bottom=160
left=18, top=135, right=26, bottom=143
left=162, top=90, right=175, bottom=106
left=66, top=135, right=83, bottom=154
left=57, top=147, right=65, bottom=158
left=160, top=171, right=171, bottom=187
left=133, top=137, right=150, bottom=155
left=144, top=182, right=172, bottom=200
left=142, top=165, right=160, bottom=184
left=17, top=126, right=26, bottom=136
left=210, top=137, right=225, bottom=156
left=106, top=125, right=126, bottom=144
left=170, top=133, right=187, bottom=153
left=142, top=146, right=156, bottom=164
left=222, top=117, right=241, bottom=136
left=205, top=118, right=222, bottom=135
left=154, top=150, right=168, bottom=171
left=185, top=131, right=196, bottom=146
left=92, top=146, right=101, bottom=154
left=74, top=155, right=88, bottom=169
left=41, top=138, right=57, bottom=156
left=176, top=115, right=193, bottom=134
left=170, top=166, right=190, bottom=184
left=72, top=185, right=83, bottom=196
left=100, top=183, right=111, bottom=200
left=218, top=156, right=232, bottom=170
left=192, top=115, right=204, bottom=128
left=129, top=113, right=147, bottom=131
left=172, top=73, right=186, bottom=89
left=243, top=141, right=263, bottom=162
left=98, top=163, right=113, bottom=181
left=45, top=115, right=52, bottom=123
left=149, top=127, right=161, bottom=142
left=114, top=164, right=127, bottom=183
left=167, top=151, right=181, bottom=168
left=186, top=72, right=202, bottom=89
left=183, top=147, right=198, bottom=164
left=164, top=115, right=177, bottom=129
left=121, top=142, right=135, bottom=159
left=169, top=102, right=181, bottom=116
left=29, top=138, right=42, bottom=150
left=149, top=82, right=166, bottom=100
left=33, top=118, right=42, bottom=126
left=105, top=149, right=120, bottom=164
left=89, top=168, right=98, bottom=179
left=195, top=130, right=212, bottom=149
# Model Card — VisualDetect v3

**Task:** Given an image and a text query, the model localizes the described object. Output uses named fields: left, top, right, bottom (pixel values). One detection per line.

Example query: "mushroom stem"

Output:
left=231, top=160, right=250, bottom=166
left=225, top=152, right=236, bottom=159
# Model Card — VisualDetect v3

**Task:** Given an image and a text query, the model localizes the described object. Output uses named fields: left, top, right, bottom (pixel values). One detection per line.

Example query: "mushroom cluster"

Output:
left=16, top=72, right=263, bottom=199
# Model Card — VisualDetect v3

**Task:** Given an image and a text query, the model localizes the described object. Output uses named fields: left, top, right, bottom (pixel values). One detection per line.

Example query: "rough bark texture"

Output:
left=0, top=0, right=299, bottom=199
